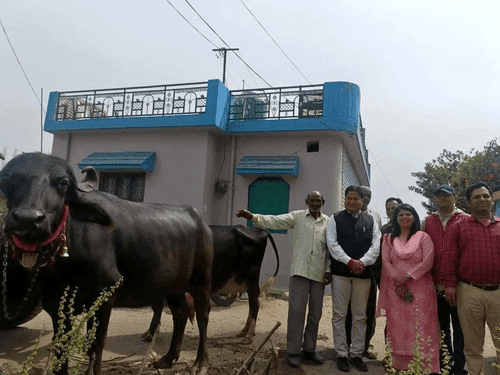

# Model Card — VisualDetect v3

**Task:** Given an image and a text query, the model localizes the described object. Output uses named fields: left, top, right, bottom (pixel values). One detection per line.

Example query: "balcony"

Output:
left=229, top=85, right=323, bottom=120
left=44, top=79, right=368, bottom=177
left=55, top=82, right=208, bottom=120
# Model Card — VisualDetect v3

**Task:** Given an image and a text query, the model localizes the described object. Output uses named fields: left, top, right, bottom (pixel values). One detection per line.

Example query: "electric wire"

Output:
left=164, top=0, right=220, bottom=49
left=180, top=0, right=273, bottom=88
left=368, top=148, right=400, bottom=197
left=0, top=17, right=44, bottom=113
left=235, top=51, right=260, bottom=88
left=166, top=0, right=312, bottom=117
left=239, top=0, right=312, bottom=85
left=227, top=53, right=245, bottom=88
left=184, top=0, right=231, bottom=49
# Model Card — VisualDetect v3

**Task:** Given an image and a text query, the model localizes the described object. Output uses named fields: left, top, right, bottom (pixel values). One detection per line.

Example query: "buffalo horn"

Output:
left=78, top=166, right=98, bottom=192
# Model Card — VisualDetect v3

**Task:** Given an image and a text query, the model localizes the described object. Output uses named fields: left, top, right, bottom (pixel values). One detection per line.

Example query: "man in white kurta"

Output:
left=237, top=191, right=330, bottom=368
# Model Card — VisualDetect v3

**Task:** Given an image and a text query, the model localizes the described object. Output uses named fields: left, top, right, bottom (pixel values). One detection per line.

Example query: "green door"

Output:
left=248, top=177, right=290, bottom=234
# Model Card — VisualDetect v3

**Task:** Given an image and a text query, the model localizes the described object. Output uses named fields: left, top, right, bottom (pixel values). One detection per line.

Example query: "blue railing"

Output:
left=229, top=84, right=324, bottom=120
left=56, top=82, right=208, bottom=120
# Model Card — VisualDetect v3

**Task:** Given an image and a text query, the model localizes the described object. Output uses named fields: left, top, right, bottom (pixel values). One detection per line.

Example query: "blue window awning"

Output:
left=236, top=156, right=299, bottom=177
left=78, top=152, right=156, bottom=172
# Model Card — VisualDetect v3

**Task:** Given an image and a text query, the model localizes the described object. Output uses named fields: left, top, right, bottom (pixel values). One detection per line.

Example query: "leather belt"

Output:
left=459, top=278, right=500, bottom=291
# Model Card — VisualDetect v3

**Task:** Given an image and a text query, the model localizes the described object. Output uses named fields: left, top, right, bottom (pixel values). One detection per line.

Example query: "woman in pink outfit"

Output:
left=378, top=203, right=440, bottom=372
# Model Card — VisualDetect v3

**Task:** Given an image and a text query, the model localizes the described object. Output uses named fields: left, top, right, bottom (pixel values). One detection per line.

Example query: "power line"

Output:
left=368, top=148, right=400, bottom=197
left=234, top=51, right=260, bottom=87
left=227, top=53, right=246, bottom=88
left=239, top=0, right=312, bottom=85
left=230, top=51, right=273, bottom=88
left=163, top=0, right=219, bottom=48
left=178, top=0, right=274, bottom=88
left=0, top=17, right=44, bottom=113
left=184, top=0, right=231, bottom=48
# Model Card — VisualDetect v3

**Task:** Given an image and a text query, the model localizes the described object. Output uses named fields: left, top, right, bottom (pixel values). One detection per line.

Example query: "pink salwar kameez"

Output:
left=378, top=231, right=440, bottom=372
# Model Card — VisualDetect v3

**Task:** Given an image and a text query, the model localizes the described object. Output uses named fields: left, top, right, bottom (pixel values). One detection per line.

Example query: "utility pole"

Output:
left=41, top=88, right=43, bottom=153
left=213, top=47, right=239, bottom=85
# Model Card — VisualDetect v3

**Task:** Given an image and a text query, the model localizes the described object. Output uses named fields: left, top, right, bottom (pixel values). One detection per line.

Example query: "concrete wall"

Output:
left=52, top=129, right=344, bottom=288
left=52, top=128, right=218, bottom=222
left=231, top=131, right=343, bottom=288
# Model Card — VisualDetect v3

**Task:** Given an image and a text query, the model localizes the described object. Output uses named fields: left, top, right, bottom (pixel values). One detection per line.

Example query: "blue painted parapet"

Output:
left=44, top=80, right=231, bottom=133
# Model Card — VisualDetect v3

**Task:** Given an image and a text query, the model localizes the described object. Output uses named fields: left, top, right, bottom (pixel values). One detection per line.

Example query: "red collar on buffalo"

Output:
left=11, top=205, right=69, bottom=252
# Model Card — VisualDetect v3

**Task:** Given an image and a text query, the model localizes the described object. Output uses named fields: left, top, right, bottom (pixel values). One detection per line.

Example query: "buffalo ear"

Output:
left=68, top=191, right=113, bottom=226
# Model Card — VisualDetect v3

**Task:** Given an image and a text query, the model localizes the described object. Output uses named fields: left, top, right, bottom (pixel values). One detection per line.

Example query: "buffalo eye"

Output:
left=58, top=178, right=71, bottom=194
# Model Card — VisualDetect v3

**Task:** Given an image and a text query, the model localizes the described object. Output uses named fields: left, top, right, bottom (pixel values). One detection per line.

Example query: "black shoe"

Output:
left=302, top=351, right=325, bottom=365
left=350, top=356, right=368, bottom=372
left=337, top=356, right=350, bottom=372
left=286, top=353, right=300, bottom=368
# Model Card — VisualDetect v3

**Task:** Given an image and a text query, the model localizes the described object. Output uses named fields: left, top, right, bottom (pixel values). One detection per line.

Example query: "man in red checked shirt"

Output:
left=442, top=182, right=500, bottom=375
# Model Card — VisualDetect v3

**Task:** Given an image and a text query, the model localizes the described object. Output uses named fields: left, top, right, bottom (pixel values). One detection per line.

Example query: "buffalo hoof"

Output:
left=240, top=336, right=253, bottom=345
left=141, top=330, right=153, bottom=342
left=190, top=363, right=208, bottom=375
left=152, top=357, right=174, bottom=369
left=237, top=329, right=255, bottom=343
left=236, top=329, right=247, bottom=337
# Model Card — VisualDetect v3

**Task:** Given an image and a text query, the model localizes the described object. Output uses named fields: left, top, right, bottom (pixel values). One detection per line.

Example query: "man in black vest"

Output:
left=327, top=185, right=381, bottom=372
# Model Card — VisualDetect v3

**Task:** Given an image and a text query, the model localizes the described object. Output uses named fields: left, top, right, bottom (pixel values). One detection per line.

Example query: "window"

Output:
left=248, top=177, right=290, bottom=234
left=307, top=141, right=319, bottom=152
left=99, top=172, right=146, bottom=202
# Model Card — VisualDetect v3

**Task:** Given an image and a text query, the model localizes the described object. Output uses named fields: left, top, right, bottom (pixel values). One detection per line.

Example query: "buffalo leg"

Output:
left=189, top=288, right=211, bottom=375
left=153, top=295, right=188, bottom=369
left=86, top=297, right=114, bottom=375
left=142, top=300, right=164, bottom=342
left=237, top=282, right=259, bottom=339
left=44, top=300, right=71, bottom=375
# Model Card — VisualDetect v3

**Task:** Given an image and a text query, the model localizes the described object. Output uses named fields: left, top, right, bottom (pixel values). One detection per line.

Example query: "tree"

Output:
left=409, top=139, right=500, bottom=214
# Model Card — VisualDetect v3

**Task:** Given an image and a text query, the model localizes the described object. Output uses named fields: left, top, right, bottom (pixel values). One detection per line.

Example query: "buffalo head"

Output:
left=0, top=153, right=111, bottom=261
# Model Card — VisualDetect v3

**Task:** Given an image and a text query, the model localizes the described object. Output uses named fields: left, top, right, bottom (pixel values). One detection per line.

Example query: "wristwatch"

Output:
left=405, top=273, right=411, bottom=279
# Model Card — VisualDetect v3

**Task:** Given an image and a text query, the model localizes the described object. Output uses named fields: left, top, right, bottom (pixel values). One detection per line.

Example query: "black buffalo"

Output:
left=0, top=153, right=213, bottom=375
left=144, top=224, right=279, bottom=342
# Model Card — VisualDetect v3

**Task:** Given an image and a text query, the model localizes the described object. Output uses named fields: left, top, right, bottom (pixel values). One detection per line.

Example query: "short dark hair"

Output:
left=385, top=197, right=402, bottom=206
left=345, top=185, right=364, bottom=198
left=390, top=203, right=420, bottom=240
left=465, top=183, right=493, bottom=201
left=306, top=190, right=323, bottom=200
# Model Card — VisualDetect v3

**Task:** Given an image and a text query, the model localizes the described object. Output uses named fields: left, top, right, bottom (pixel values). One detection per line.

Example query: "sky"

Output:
left=1, top=0, right=499, bottom=221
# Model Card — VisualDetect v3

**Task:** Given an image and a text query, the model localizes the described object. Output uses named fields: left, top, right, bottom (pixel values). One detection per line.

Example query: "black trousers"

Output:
left=437, top=291, right=467, bottom=375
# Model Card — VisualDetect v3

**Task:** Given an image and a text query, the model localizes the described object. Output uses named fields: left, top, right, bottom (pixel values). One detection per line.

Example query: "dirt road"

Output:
left=0, top=294, right=498, bottom=374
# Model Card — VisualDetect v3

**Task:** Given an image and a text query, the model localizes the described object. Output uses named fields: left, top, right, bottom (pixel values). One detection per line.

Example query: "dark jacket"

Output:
left=330, top=210, right=374, bottom=279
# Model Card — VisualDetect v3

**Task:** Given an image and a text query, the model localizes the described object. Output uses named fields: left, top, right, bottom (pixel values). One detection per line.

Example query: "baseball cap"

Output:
left=433, top=184, right=455, bottom=195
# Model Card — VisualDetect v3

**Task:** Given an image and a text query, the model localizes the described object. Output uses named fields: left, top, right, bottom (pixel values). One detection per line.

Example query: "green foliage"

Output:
left=410, top=139, right=500, bottom=213
left=20, top=277, right=123, bottom=375
left=493, top=324, right=500, bottom=371
left=19, top=330, right=43, bottom=375
left=384, top=326, right=450, bottom=375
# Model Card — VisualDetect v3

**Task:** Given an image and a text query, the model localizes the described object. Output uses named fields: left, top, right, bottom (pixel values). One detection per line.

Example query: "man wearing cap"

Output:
left=423, top=184, right=468, bottom=375
left=442, top=183, right=500, bottom=375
